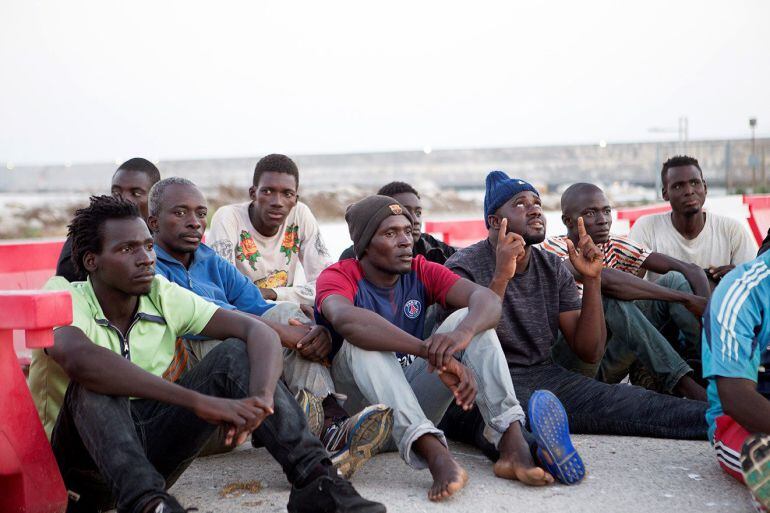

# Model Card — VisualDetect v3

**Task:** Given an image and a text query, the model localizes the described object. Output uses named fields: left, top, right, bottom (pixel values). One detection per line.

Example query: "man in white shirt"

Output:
left=209, top=154, right=333, bottom=306
left=630, top=155, right=756, bottom=285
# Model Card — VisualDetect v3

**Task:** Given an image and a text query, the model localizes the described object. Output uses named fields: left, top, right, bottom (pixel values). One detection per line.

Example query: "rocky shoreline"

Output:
left=0, top=185, right=654, bottom=240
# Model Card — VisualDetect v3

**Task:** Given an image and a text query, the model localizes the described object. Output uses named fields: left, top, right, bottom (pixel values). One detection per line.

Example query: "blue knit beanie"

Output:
left=483, top=171, right=540, bottom=227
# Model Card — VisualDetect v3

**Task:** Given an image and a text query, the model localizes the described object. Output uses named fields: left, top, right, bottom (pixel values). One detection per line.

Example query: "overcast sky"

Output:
left=1, top=0, right=768, bottom=166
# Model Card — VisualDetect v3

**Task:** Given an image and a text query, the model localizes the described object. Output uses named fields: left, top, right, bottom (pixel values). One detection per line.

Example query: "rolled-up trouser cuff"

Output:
left=662, top=360, right=694, bottom=394
left=483, top=408, right=527, bottom=448
left=400, top=421, right=448, bottom=469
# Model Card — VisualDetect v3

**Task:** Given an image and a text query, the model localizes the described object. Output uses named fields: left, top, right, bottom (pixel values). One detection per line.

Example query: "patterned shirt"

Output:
left=315, top=255, right=460, bottom=367
left=540, top=234, right=651, bottom=294
left=702, top=252, right=770, bottom=441
left=208, top=201, right=334, bottom=306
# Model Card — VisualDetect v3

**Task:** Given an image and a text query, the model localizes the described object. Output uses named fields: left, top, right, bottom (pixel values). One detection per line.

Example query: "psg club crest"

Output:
left=403, top=299, right=422, bottom=319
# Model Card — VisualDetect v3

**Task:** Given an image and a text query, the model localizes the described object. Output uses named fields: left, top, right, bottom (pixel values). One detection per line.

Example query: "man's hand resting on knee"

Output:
left=425, top=329, right=474, bottom=370
left=192, top=394, right=274, bottom=446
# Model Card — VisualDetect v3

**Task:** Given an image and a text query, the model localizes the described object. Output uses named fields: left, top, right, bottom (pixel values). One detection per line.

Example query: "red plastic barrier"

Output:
left=743, top=194, right=770, bottom=246
left=615, top=203, right=671, bottom=228
left=0, top=239, right=65, bottom=367
left=0, top=290, right=72, bottom=513
left=424, top=220, right=487, bottom=248
left=0, top=240, right=64, bottom=290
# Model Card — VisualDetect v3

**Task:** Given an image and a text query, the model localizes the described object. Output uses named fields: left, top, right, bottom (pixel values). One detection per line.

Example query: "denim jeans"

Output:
left=552, top=272, right=699, bottom=392
left=635, top=271, right=702, bottom=363
left=440, top=358, right=708, bottom=457
left=331, top=308, right=525, bottom=469
left=186, top=302, right=338, bottom=398
left=51, top=338, right=328, bottom=513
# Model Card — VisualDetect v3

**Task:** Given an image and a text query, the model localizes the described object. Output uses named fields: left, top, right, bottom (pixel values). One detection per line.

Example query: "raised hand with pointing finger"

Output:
left=565, top=217, right=604, bottom=279
left=494, top=217, right=527, bottom=281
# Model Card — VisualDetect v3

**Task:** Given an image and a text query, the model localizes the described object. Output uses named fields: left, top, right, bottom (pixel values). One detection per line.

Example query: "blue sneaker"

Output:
left=527, top=389, right=585, bottom=485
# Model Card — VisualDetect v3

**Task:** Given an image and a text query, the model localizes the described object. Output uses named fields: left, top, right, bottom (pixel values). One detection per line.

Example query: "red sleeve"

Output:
left=414, top=255, right=461, bottom=307
left=315, top=260, right=361, bottom=310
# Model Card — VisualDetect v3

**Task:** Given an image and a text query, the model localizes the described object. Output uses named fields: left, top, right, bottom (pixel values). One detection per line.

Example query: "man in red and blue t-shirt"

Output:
left=315, top=195, right=585, bottom=502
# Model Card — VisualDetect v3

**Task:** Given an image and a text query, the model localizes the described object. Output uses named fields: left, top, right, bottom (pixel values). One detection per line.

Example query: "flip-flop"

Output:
left=528, top=389, right=585, bottom=485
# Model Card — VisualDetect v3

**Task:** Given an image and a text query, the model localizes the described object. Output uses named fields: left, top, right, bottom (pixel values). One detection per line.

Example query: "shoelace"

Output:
left=322, top=417, right=349, bottom=452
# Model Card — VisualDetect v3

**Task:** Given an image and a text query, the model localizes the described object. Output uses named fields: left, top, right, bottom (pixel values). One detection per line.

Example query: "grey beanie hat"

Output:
left=345, top=195, right=413, bottom=259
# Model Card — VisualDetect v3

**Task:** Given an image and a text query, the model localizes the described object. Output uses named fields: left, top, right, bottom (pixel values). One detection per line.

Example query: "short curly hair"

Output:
left=377, top=181, right=420, bottom=199
left=661, top=155, right=703, bottom=185
left=68, top=195, right=141, bottom=276
left=148, top=177, right=197, bottom=217
left=253, top=154, right=299, bottom=188
left=114, top=157, right=161, bottom=184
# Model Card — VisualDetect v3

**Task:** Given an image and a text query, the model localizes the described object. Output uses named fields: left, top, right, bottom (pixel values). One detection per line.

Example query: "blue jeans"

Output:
left=51, top=339, right=328, bottom=513
left=635, top=272, right=702, bottom=363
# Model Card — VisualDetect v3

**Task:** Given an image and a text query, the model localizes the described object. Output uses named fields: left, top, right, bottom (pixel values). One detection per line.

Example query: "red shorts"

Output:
left=713, top=414, right=751, bottom=482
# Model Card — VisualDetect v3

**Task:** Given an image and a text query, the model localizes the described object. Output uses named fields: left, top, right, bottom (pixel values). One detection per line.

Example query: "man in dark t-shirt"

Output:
left=440, top=171, right=708, bottom=450
left=316, top=195, right=586, bottom=502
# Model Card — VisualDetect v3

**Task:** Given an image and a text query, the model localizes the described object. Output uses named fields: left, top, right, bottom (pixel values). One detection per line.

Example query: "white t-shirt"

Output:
left=208, top=201, right=333, bottom=305
left=629, top=211, right=757, bottom=281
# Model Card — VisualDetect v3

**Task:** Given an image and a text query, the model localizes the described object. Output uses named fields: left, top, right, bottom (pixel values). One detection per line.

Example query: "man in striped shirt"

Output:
left=541, top=183, right=710, bottom=400
left=702, top=251, right=770, bottom=511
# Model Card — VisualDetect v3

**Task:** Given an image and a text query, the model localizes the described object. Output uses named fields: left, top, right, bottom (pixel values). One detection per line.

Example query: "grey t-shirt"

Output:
left=445, top=239, right=582, bottom=367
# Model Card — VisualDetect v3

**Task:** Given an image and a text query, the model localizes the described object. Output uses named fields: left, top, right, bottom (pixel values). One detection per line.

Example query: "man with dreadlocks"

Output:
left=27, top=195, right=384, bottom=513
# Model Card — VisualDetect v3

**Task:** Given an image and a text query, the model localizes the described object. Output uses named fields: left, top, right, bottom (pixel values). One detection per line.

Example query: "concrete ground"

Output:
left=169, top=436, right=753, bottom=513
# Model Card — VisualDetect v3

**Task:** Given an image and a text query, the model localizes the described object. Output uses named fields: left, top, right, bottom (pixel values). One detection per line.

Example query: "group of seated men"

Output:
left=27, top=153, right=770, bottom=513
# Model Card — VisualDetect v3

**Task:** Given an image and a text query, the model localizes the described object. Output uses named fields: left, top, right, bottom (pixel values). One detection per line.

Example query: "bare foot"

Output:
left=427, top=452, right=469, bottom=501
left=494, top=459, right=553, bottom=485
left=494, top=421, right=554, bottom=486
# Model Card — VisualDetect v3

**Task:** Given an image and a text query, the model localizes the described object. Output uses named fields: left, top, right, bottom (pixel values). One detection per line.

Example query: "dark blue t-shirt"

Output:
left=315, top=255, right=460, bottom=364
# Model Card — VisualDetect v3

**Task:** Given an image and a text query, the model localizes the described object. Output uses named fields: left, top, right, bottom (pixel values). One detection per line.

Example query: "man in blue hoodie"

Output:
left=148, top=177, right=392, bottom=478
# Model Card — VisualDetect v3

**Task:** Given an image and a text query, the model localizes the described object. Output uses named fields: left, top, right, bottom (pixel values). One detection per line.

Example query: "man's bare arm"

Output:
left=557, top=277, right=606, bottom=364
left=198, top=308, right=283, bottom=403
left=320, top=294, right=428, bottom=358
left=642, top=252, right=711, bottom=299
left=564, top=260, right=707, bottom=317
left=718, top=377, right=770, bottom=434
left=559, top=219, right=607, bottom=364
left=47, top=325, right=266, bottom=433
left=426, top=278, right=501, bottom=368
left=443, top=278, right=501, bottom=336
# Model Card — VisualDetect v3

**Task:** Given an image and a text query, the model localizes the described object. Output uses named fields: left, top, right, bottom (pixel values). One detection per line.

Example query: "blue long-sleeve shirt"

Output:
left=154, top=243, right=274, bottom=318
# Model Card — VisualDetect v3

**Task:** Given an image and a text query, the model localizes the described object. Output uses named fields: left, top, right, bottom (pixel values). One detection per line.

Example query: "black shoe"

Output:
left=287, top=474, right=386, bottom=513
left=146, top=495, right=197, bottom=513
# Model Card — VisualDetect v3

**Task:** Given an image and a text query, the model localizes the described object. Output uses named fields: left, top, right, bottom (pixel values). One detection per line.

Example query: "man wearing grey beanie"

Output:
left=314, top=195, right=583, bottom=502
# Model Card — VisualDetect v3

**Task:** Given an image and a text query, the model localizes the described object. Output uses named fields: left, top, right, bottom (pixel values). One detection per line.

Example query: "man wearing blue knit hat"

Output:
left=440, top=170, right=709, bottom=455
